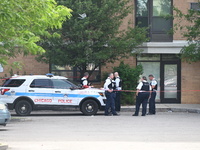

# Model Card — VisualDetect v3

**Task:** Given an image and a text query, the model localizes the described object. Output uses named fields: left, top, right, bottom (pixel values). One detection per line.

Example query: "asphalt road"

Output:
left=1, top=111, right=200, bottom=150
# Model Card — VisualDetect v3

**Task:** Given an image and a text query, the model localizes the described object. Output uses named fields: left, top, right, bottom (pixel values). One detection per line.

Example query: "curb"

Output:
left=0, top=144, right=8, bottom=150
left=120, top=107, right=200, bottom=114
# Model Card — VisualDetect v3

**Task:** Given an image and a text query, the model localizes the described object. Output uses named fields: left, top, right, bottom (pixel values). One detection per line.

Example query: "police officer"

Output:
left=81, top=72, right=93, bottom=88
left=132, top=76, right=151, bottom=116
left=114, top=72, right=122, bottom=112
left=104, top=73, right=118, bottom=116
left=148, top=74, right=158, bottom=115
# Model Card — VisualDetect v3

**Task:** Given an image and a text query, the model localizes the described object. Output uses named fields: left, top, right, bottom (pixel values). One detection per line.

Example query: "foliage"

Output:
left=38, top=0, right=148, bottom=77
left=173, top=3, right=200, bottom=62
left=0, top=0, right=72, bottom=65
left=113, top=62, right=143, bottom=105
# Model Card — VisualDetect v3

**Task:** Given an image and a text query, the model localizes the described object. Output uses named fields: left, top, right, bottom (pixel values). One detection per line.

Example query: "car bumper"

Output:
left=0, top=110, right=11, bottom=126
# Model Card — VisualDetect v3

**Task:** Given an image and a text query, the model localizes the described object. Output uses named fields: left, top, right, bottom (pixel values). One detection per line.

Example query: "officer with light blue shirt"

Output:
left=114, top=72, right=122, bottom=112
left=148, top=74, right=158, bottom=115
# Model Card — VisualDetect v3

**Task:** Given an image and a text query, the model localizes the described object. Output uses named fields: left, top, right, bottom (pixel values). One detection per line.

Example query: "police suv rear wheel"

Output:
left=81, top=100, right=98, bottom=115
left=15, top=100, right=32, bottom=116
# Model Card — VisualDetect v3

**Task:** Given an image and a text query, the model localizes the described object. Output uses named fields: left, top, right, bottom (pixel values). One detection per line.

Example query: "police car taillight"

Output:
left=1, top=89, right=10, bottom=95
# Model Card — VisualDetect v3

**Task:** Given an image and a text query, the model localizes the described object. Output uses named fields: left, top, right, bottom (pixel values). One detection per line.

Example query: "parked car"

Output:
left=0, top=102, right=11, bottom=126
left=0, top=74, right=106, bottom=116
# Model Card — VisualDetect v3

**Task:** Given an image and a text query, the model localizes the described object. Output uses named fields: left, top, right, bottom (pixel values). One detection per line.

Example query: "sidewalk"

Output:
left=121, top=104, right=200, bottom=114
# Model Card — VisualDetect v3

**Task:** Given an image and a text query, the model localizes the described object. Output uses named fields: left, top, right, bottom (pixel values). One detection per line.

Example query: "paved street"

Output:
left=1, top=111, right=200, bottom=150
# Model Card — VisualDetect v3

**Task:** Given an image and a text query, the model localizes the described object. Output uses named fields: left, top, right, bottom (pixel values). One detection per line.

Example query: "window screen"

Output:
left=190, top=3, right=200, bottom=10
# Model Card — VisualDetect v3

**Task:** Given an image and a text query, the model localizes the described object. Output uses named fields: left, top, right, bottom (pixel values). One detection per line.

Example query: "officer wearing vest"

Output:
left=132, top=76, right=151, bottom=116
left=81, top=72, right=92, bottom=88
left=148, top=74, right=158, bottom=115
left=114, top=72, right=122, bottom=112
left=104, top=73, right=118, bottom=116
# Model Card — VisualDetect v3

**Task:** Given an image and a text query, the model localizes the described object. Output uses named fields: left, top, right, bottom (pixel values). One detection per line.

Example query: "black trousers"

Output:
left=115, top=91, right=121, bottom=111
left=105, top=91, right=117, bottom=115
left=135, top=92, right=150, bottom=115
left=149, top=91, right=156, bottom=114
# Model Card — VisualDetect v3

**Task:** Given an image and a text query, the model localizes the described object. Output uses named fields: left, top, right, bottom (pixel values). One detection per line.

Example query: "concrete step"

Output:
left=121, top=104, right=200, bottom=113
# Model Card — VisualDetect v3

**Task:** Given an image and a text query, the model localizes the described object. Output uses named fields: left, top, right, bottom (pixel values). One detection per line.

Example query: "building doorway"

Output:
left=160, top=61, right=181, bottom=103
left=137, top=54, right=181, bottom=103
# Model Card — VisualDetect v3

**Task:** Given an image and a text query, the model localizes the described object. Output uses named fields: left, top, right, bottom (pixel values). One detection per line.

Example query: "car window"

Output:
left=30, top=79, right=53, bottom=88
left=2, top=79, right=26, bottom=87
left=52, top=79, right=73, bottom=89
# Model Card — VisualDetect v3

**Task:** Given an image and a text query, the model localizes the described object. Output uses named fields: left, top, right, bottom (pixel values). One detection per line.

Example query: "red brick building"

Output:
left=1, top=0, right=200, bottom=104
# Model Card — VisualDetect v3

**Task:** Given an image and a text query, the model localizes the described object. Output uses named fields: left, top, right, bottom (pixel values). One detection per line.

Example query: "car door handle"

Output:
left=29, top=90, right=34, bottom=92
left=55, top=91, right=61, bottom=93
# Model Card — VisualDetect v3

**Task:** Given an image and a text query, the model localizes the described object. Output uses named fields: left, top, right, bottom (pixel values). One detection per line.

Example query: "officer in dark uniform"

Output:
left=132, top=76, right=151, bottom=116
left=104, top=73, right=118, bottom=116
left=148, top=74, right=158, bottom=115
left=114, top=72, right=122, bottom=112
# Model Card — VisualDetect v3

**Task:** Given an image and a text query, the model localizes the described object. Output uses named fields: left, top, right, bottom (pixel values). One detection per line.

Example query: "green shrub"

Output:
left=113, top=62, right=143, bottom=105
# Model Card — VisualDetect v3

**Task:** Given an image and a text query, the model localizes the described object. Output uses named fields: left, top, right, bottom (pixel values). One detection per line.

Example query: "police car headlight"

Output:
left=98, top=92, right=104, bottom=97
left=0, top=104, right=6, bottom=110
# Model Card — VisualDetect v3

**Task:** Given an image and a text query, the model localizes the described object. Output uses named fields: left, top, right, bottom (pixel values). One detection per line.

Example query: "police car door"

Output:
left=28, top=79, right=53, bottom=104
left=51, top=79, right=77, bottom=105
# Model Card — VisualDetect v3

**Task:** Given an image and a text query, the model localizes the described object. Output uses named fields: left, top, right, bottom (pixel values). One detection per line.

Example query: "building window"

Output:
left=190, top=3, right=200, bottom=11
left=135, top=0, right=173, bottom=42
left=51, top=64, right=101, bottom=83
left=137, top=54, right=161, bottom=101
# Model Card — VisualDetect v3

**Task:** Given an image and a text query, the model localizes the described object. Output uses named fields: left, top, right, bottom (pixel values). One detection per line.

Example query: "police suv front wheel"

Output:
left=81, top=100, right=98, bottom=116
left=15, top=100, right=32, bottom=116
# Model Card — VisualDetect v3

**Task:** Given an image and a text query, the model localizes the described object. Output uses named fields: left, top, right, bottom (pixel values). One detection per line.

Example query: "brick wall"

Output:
left=0, top=55, right=49, bottom=78
left=181, top=61, right=200, bottom=104
left=173, top=0, right=199, bottom=40
left=119, top=1, right=135, bottom=31
left=101, top=56, right=136, bottom=74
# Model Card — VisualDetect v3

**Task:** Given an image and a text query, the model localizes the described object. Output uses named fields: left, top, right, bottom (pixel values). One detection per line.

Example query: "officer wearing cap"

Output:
left=148, top=74, right=158, bottom=115
left=114, top=72, right=122, bottom=112
left=132, top=76, right=151, bottom=116
left=104, top=73, right=118, bottom=116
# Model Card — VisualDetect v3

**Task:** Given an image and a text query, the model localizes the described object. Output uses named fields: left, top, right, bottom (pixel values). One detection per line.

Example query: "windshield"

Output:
left=67, top=79, right=79, bottom=87
left=66, top=79, right=80, bottom=89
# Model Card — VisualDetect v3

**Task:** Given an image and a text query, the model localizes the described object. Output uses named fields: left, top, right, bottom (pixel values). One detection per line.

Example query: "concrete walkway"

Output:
left=121, top=104, right=200, bottom=113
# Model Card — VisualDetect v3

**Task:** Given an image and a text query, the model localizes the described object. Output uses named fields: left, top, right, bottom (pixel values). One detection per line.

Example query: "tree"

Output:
left=38, top=0, right=148, bottom=77
left=113, top=62, right=143, bottom=105
left=174, top=2, right=200, bottom=62
left=0, top=0, right=72, bottom=65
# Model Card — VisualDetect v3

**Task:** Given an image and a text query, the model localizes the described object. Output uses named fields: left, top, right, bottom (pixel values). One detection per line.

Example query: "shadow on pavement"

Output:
left=11, top=112, right=105, bottom=117
left=0, top=128, right=8, bottom=131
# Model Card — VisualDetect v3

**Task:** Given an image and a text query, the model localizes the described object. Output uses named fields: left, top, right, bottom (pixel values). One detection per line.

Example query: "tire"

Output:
left=81, top=100, right=98, bottom=116
left=15, top=100, right=32, bottom=116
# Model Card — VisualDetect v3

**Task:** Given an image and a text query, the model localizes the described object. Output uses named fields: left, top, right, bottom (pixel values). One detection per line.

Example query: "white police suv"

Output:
left=0, top=74, right=106, bottom=116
